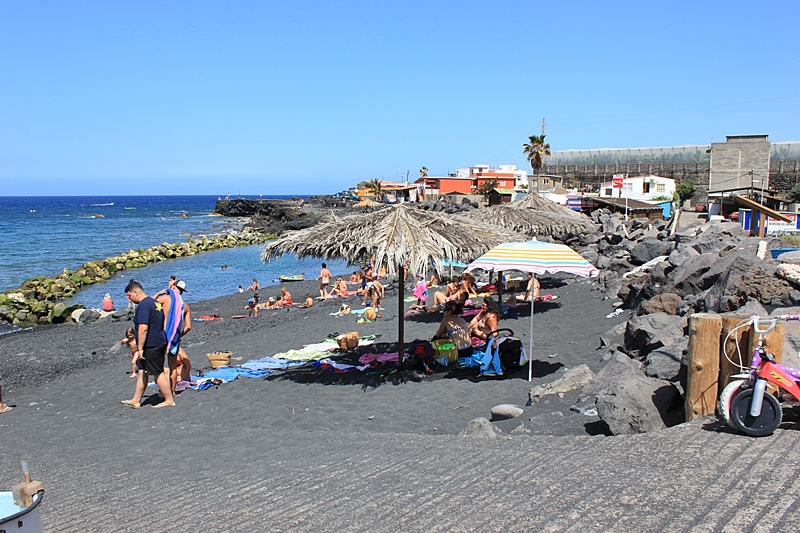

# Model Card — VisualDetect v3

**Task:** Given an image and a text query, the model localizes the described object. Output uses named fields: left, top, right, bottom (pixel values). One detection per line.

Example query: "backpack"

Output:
left=406, top=339, right=435, bottom=372
left=338, top=304, right=352, bottom=315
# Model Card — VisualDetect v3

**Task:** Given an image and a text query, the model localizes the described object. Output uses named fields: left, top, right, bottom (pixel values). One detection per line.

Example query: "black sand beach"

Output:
left=3, top=272, right=799, bottom=531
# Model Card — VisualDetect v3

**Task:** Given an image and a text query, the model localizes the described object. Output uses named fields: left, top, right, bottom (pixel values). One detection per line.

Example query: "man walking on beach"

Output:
left=122, top=281, right=175, bottom=409
left=318, top=263, right=331, bottom=299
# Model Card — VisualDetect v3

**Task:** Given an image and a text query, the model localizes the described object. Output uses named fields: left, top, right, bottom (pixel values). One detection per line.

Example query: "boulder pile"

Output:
left=563, top=209, right=800, bottom=434
left=0, top=228, right=269, bottom=327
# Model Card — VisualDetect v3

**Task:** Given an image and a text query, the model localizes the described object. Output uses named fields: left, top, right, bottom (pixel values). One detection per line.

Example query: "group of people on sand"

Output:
left=244, top=286, right=303, bottom=317
left=121, top=276, right=192, bottom=409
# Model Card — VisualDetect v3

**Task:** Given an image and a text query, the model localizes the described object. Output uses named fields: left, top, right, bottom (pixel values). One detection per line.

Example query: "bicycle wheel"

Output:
left=730, top=389, right=783, bottom=437
left=718, top=379, right=746, bottom=430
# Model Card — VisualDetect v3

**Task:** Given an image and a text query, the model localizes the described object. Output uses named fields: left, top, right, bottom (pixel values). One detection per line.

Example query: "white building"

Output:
left=599, top=175, right=676, bottom=202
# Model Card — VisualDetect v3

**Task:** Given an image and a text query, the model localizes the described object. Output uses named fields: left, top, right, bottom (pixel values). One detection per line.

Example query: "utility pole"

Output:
left=540, top=118, right=547, bottom=136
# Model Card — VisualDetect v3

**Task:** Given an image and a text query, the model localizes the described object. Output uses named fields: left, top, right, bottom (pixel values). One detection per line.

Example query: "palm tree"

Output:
left=367, top=178, right=385, bottom=202
left=522, top=134, right=551, bottom=193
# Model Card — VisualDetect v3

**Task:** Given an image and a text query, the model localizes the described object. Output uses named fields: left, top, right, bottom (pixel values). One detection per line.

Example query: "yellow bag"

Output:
left=432, top=339, right=458, bottom=366
left=363, top=307, right=376, bottom=321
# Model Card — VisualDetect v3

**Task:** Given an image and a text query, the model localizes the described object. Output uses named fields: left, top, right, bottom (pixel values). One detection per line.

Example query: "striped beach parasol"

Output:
left=466, top=240, right=598, bottom=380
left=466, top=240, right=598, bottom=278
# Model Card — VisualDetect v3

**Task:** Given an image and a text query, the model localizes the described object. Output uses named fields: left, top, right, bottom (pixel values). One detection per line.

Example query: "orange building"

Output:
left=415, top=164, right=527, bottom=195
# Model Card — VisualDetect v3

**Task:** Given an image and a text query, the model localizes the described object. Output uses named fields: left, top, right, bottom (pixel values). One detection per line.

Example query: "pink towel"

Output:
left=358, top=352, right=399, bottom=365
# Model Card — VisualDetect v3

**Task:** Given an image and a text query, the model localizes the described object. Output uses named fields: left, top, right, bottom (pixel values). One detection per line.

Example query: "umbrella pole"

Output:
left=398, top=261, right=405, bottom=361
left=497, top=270, right=503, bottom=312
left=528, top=274, right=535, bottom=382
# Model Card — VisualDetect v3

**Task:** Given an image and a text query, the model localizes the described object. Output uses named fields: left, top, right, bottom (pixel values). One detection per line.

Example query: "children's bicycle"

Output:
left=718, top=314, right=800, bottom=437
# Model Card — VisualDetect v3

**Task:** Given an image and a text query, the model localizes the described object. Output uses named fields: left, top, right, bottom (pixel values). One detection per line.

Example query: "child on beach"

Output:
left=102, top=293, right=115, bottom=312
left=246, top=294, right=260, bottom=318
left=413, top=274, right=428, bottom=306
left=121, top=327, right=139, bottom=378
left=237, top=285, right=243, bottom=293
left=247, top=278, right=259, bottom=291
left=299, top=293, right=314, bottom=308
left=0, top=383, right=10, bottom=413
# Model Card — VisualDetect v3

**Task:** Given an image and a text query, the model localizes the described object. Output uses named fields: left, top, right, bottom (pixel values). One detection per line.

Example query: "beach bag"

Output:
left=336, top=331, right=359, bottom=351
left=206, top=350, right=232, bottom=369
left=406, top=339, right=435, bottom=372
left=363, top=307, right=376, bottom=321
left=338, top=304, right=352, bottom=315
left=432, top=339, right=458, bottom=366
left=493, top=329, right=524, bottom=371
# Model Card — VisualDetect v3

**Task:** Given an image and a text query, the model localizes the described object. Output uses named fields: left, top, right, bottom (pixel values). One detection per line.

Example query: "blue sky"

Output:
left=1, top=1, right=798, bottom=196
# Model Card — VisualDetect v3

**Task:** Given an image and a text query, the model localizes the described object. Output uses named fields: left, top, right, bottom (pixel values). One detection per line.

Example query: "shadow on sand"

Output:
left=266, top=341, right=564, bottom=391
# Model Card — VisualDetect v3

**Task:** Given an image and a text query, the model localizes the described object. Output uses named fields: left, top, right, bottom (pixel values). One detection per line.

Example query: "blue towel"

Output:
left=203, top=367, right=270, bottom=380
left=479, top=338, right=503, bottom=376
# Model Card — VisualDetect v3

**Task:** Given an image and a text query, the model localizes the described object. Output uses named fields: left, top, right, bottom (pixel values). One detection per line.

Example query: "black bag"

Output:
left=490, top=329, right=523, bottom=371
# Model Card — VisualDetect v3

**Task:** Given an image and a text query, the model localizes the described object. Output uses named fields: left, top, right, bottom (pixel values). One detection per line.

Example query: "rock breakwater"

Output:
left=0, top=227, right=270, bottom=327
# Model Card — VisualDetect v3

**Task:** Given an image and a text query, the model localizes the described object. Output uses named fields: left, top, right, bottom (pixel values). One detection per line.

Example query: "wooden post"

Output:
left=397, top=261, right=405, bottom=361
left=685, top=313, right=723, bottom=421
left=719, top=314, right=751, bottom=389
left=747, top=321, right=784, bottom=395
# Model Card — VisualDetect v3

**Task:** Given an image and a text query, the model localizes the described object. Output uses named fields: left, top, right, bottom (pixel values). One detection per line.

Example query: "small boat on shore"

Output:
left=1, top=462, right=44, bottom=533
left=279, top=275, right=305, bottom=282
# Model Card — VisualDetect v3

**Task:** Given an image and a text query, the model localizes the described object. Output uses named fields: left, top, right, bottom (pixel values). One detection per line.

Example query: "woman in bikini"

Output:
left=429, top=278, right=467, bottom=311
left=332, top=277, right=349, bottom=297
left=432, top=301, right=473, bottom=358
left=461, top=271, right=478, bottom=297
left=280, top=287, right=293, bottom=306
left=468, top=297, right=500, bottom=340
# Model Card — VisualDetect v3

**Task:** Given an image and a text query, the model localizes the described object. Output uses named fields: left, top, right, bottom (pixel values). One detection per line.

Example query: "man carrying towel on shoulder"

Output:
left=156, top=280, right=192, bottom=397
left=122, top=281, right=175, bottom=409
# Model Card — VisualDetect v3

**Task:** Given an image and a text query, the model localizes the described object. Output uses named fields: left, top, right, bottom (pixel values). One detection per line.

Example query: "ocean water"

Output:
left=0, top=195, right=349, bottom=318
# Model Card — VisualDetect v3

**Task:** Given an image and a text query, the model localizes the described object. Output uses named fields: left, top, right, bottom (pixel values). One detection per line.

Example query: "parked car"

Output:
left=694, top=202, right=707, bottom=212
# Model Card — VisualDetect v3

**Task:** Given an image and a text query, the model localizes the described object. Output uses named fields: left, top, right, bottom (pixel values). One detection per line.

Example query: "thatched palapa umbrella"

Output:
left=353, top=198, right=381, bottom=208
left=460, top=204, right=596, bottom=240
left=511, top=192, right=597, bottom=230
left=261, top=204, right=523, bottom=355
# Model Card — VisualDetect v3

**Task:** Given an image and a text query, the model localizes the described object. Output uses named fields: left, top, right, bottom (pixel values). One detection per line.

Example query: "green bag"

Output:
left=432, top=339, right=458, bottom=366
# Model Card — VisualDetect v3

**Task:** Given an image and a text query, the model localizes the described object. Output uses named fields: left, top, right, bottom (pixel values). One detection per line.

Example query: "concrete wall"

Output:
left=709, top=135, right=771, bottom=193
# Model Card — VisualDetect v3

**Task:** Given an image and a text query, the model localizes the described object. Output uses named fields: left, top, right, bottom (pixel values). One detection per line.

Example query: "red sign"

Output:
left=612, top=177, right=623, bottom=188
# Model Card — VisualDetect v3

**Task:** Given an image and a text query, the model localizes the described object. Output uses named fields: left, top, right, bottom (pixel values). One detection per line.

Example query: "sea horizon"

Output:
left=0, top=194, right=349, bottom=298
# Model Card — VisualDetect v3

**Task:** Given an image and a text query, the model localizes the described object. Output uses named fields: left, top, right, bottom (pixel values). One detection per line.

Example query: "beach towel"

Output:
left=203, top=367, right=270, bottom=381
left=241, top=357, right=306, bottom=371
left=457, top=352, right=483, bottom=369
left=164, top=288, right=184, bottom=354
left=270, top=349, right=329, bottom=361
left=312, top=358, right=369, bottom=373
left=195, top=314, right=222, bottom=321
left=329, top=307, right=384, bottom=316
left=479, top=337, right=503, bottom=377
left=358, top=352, right=399, bottom=365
